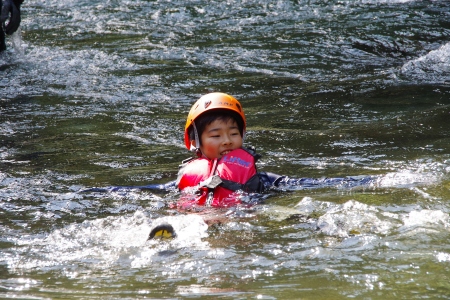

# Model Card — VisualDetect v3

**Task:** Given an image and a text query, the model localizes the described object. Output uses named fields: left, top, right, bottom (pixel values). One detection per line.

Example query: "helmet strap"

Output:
left=190, top=121, right=201, bottom=152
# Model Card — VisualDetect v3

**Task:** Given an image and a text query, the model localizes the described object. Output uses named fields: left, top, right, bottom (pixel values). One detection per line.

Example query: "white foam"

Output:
left=401, top=42, right=450, bottom=83
left=5, top=211, right=210, bottom=272
left=305, top=198, right=449, bottom=239
left=436, top=252, right=450, bottom=262
left=316, top=200, right=392, bottom=238
left=401, top=209, right=449, bottom=228
left=378, top=170, right=441, bottom=188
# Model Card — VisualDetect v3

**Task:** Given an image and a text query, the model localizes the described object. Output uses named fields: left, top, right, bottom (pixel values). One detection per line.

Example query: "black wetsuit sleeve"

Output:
left=80, top=180, right=177, bottom=193
left=252, top=172, right=286, bottom=192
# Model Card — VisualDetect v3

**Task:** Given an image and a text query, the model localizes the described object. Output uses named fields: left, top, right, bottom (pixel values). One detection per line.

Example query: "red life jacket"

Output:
left=176, top=148, right=261, bottom=209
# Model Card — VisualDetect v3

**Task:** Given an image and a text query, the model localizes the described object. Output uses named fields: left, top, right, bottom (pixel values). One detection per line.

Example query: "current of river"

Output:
left=1, top=0, right=450, bottom=299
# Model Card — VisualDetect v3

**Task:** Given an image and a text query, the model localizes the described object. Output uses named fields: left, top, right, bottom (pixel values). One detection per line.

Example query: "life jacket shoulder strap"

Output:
left=179, top=156, right=196, bottom=167
left=243, top=146, right=262, bottom=163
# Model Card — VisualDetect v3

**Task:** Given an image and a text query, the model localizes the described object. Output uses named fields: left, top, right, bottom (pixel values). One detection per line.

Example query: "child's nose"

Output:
left=222, top=135, right=232, bottom=144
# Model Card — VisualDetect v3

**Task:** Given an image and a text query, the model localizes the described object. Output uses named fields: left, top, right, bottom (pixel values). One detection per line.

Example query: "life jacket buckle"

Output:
left=200, top=175, right=223, bottom=189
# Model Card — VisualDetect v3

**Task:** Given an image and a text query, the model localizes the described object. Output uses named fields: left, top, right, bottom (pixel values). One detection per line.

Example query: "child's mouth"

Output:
left=221, top=150, right=232, bottom=156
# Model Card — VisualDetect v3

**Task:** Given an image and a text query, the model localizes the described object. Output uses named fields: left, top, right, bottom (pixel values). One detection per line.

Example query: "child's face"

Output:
left=198, top=118, right=243, bottom=159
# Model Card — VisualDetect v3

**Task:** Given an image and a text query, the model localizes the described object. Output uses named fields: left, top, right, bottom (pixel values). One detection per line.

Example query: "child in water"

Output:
left=175, top=92, right=278, bottom=210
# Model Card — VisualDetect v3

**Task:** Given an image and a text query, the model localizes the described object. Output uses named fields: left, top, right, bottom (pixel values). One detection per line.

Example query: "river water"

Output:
left=1, top=0, right=450, bottom=298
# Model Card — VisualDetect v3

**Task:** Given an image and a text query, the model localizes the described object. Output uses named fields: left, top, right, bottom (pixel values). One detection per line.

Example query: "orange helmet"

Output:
left=184, top=92, right=246, bottom=150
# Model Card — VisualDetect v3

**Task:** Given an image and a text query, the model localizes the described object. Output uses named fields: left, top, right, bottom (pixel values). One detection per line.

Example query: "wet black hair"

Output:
left=188, top=109, right=245, bottom=146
